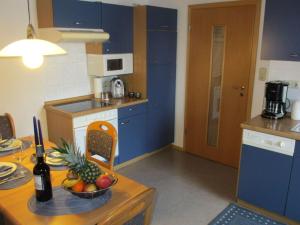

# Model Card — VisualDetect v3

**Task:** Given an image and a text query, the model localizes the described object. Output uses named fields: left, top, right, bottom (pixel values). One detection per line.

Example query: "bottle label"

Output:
left=34, top=175, right=44, bottom=190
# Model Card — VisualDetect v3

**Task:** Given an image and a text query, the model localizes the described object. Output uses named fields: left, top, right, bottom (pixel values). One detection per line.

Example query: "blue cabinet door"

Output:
left=118, top=114, right=147, bottom=163
left=238, top=144, right=293, bottom=215
left=148, top=31, right=177, bottom=64
left=261, top=0, right=300, bottom=61
left=52, top=0, right=102, bottom=29
left=102, top=3, right=133, bottom=54
left=285, top=142, right=300, bottom=222
left=147, top=6, right=177, bottom=31
left=147, top=64, right=176, bottom=151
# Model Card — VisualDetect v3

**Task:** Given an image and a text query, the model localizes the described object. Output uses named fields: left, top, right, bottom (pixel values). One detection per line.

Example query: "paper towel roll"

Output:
left=94, top=77, right=103, bottom=99
left=291, top=100, right=300, bottom=120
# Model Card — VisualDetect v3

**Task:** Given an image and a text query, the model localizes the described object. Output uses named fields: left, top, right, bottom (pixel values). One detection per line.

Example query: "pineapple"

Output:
left=53, top=139, right=102, bottom=184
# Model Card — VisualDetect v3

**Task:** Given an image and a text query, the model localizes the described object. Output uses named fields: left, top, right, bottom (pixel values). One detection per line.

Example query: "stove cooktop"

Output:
left=54, top=100, right=112, bottom=113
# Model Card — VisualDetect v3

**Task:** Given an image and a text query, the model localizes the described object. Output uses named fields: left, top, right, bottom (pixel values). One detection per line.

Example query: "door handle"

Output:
left=240, top=86, right=246, bottom=96
left=232, top=85, right=246, bottom=90
left=121, top=120, right=130, bottom=125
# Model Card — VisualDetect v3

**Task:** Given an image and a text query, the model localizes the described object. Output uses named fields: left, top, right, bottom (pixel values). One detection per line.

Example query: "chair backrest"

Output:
left=0, top=113, right=15, bottom=140
left=99, top=188, right=156, bottom=225
left=86, top=121, right=117, bottom=170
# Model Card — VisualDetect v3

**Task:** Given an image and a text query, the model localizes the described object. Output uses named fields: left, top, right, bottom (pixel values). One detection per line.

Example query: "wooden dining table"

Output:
left=0, top=139, right=154, bottom=225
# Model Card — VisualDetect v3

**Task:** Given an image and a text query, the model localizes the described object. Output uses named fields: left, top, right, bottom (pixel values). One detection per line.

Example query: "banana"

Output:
left=62, top=178, right=81, bottom=188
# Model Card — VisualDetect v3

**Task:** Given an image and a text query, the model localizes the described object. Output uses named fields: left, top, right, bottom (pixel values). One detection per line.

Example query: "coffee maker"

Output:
left=262, top=81, right=289, bottom=119
left=111, top=77, right=125, bottom=98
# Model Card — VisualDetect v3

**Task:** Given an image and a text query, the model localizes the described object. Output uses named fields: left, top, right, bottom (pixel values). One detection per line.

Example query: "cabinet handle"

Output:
left=74, top=21, right=83, bottom=25
left=128, top=108, right=133, bottom=111
left=121, top=120, right=130, bottom=125
left=289, top=53, right=299, bottom=57
left=160, top=25, right=169, bottom=28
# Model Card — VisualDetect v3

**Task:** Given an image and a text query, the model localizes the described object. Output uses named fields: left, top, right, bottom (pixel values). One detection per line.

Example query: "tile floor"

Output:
left=118, top=147, right=238, bottom=225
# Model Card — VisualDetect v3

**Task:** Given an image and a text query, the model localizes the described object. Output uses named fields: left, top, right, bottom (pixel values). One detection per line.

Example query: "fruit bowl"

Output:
left=62, top=175, right=118, bottom=199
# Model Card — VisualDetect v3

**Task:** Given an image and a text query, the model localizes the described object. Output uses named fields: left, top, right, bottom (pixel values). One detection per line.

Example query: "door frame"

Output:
left=183, top=0, right=261, bottom=151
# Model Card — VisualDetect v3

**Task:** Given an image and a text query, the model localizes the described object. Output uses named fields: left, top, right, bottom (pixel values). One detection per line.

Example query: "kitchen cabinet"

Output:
left=146, top=6, right=177, bottom=152
left=148, top=31, right=177, bottom=64
left=147, top=6, right=177, bottom=31
left=102, top=3, right=133, bottom=54
left=238, top=143, right=293, bottom=215
left=118, top=104, right=147, bottom=163
left=51, top=0, right=102, bottom=29
left=261, top=0, right=300, bottom=61
left=285, top=142, right=300, bottom=222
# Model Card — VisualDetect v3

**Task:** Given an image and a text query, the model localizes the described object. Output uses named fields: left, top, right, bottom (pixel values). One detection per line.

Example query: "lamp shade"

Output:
left=0, top=39, right=66, bottom=57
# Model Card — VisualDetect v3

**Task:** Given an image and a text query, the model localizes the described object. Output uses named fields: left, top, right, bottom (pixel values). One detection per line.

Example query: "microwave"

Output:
left=87, top=53, right=133, bottom=77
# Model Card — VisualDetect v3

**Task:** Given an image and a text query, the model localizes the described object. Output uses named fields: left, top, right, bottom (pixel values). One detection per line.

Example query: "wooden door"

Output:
left=184, top=2, right=259, bottom=168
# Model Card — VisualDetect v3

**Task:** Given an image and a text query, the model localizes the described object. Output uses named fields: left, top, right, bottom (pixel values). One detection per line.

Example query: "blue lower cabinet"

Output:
left=285, top=156, right=300, bottom=222
left=146, top=107, right=174, bottom=152
left=118, top=114, right=147, bottom=163
left=238, top=145, right=293, bottom=215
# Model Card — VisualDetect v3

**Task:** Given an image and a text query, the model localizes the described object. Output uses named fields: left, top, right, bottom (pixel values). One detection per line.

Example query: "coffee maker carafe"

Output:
left=262, top=81, right=289, bottom=119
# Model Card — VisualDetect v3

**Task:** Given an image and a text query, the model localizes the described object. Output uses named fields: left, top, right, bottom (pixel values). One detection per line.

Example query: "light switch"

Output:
left=258, top=67, right=268, bottom=81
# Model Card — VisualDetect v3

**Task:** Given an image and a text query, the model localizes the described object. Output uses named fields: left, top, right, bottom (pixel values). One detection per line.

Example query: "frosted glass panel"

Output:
left=207, top=26, right=225, bottom=147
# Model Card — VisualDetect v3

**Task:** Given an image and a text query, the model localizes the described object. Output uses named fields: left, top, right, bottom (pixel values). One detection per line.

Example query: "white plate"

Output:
left=0, top=162, right=17, bottom=178
left=0, top=139, right=22, bottom=152
left=45, top=152, right=67, bottom=166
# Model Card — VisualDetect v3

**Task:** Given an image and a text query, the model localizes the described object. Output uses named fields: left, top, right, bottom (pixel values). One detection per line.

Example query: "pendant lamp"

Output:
left=0, top=0, right=66, bottom=69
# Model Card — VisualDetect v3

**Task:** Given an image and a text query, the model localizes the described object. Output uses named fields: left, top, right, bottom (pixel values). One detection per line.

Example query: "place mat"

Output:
left=209, top=203, right=285, bottom=225
left=0, top=164, right=32, bottom=190
left=0, top=140, right=32, bottom=157
left=28, top=187, right=112, bottom=216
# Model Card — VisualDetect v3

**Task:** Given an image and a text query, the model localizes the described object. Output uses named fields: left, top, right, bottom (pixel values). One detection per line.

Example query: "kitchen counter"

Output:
left=241, top=115, right=300, bottom=140
left=44, top=95, right=148, bottom=118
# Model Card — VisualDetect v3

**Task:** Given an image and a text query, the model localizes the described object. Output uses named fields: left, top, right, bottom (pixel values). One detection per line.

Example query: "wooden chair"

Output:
left=86, top=121, right=117, bottom=170
left=0, top=113, right=15, bottom=139
left=99, top=188, right=156, bottom=225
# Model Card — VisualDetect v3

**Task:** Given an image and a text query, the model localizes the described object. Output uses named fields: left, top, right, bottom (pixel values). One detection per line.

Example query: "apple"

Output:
left=84, top=183, right=97, bottom=192
left=96, top=175, right=113, bottom=189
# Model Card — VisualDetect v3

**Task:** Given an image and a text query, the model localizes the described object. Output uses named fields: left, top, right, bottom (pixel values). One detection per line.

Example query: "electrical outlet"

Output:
left=258, top=67, right=268, bottom=81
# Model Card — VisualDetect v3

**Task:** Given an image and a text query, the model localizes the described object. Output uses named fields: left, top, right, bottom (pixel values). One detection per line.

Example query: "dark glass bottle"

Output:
left=33, top=145, right=52, bottom=202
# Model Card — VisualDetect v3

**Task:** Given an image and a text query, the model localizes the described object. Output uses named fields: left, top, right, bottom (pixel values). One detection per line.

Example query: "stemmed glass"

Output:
left=13, top=143, right=27, bottom=175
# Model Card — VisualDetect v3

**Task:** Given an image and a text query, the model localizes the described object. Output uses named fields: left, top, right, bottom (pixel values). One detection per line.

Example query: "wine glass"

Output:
left=13, top=143, right=27, bottom=175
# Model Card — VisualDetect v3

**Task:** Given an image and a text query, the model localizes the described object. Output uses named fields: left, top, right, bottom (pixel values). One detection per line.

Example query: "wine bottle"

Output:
left=33, top=145, right=53, bottom=202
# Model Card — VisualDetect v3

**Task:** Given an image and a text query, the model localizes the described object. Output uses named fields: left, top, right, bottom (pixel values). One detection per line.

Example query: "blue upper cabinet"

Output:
left=52, top=0, right=102, bottom=29
left=261, top=0, right=300, bottom=61
left=148, top=31, right=177, bottom=64
left=102, top=3, right=133, bottom=54
left=147, top=6, right=177, bottom=31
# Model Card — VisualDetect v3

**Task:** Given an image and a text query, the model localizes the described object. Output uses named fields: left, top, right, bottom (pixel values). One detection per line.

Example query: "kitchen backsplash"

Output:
left=42, top=43, right=92, bottom=101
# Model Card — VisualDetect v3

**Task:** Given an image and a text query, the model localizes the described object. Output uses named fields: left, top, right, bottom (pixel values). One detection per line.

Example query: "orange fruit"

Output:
left=71, top=180, right=85, bottom=192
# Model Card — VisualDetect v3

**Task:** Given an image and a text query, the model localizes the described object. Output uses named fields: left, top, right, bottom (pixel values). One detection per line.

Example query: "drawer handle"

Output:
left=121, top=120, right=130, bottom=125
left=74, top=21, right=83, bottom=25
left=128, top=108, right=133, bottom=111
left=160, top=25, right=169, bottom=28
left=289, top=52, right=299, bottom=57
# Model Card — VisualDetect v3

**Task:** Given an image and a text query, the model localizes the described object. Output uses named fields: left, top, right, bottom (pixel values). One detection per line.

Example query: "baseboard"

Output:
left=237, top=199, right=300, bottom=225
left=171, top=144, right=184, bottom=151
left=114, top=146, right=168, bottom=170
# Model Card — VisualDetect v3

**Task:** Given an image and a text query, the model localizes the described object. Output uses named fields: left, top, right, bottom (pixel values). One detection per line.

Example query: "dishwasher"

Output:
left=237, top=129, right=295, bottom=215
